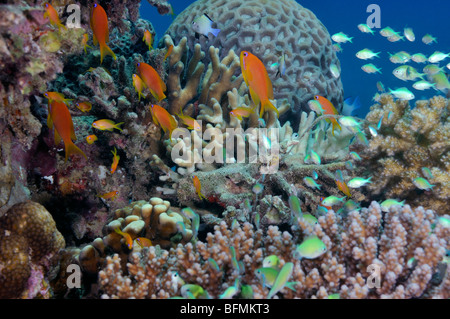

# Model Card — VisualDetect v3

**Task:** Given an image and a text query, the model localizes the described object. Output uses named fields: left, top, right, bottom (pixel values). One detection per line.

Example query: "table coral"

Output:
left=364, top=95, right=449, bottom=214
left=0, top=201, right=65, bottom=298
left=165, top=0, right=344, bottom=115
left=97, top=202, right=449, bottom=299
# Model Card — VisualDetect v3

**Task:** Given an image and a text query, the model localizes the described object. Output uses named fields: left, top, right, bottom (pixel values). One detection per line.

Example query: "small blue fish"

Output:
left=368, top=125, right=378, bottom=137
left=289, top=195, right=302, bottom=219
left=208, top=258, right=221, bottom=272
left=421, top=167, right=434, bottom=180
left=413, top=177, right=435, bottom=190
left=192, top=13, right=220, bottom=38
left=304, top=177, right=321, bottom=190
left=310, top=150, right=321, bottom=165
left=377, top=115, right=384, bottom=130
left=345, top=160, right=354, bottom=170
left=350, top=152, right=361, bottom=161
left=312, top=170, right=319, bottom=180
left=252, top=183, right=264, bottom=194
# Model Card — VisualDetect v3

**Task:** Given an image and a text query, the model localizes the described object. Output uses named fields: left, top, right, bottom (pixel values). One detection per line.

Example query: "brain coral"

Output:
left=0, top=201, right=65, bottom=298
left=164, top=0, right=344, bottom=115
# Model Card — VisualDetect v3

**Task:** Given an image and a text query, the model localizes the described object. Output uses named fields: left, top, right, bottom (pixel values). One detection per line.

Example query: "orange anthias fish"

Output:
left=164, top=44, right=174, bottom=61
left=90, top=3, right=117, bottom=64
left=336, top=179, right=352, bottom=197
left=137, top=62, right=167, bottom=102
left=143, top=30, right=153, bottom=51
left=98, top=190, right=119, bottom=200
left=110, top=147, right=120, bottom=174
left=229, top=106, right=256, bottom=121
left=314, top=95, right=342, bottom=136
left=86, top=134, right=98, bottom=144
left=92, top=119, right=123, bottom=131
left=43, top=3, right=66, bottom=31
left=82, top=33, right=92, bottom=54
left=132, top=74, right=146, bottom=101
left=114, top=227, right=133, bottom=249
left=192, top=175, right=206, bottom=200
left=150, top=104, right=177, bottom=138
left=76, top=101, right=92, bottom=112
left=44, top=92, right=73, bottom=105
left=240, top=51, right=279, bottom=118
left=177, top=109, right=201, bottom=131
left=48, top=101, right=87, bottom=162
left=136, top=237, right=152, bottom=248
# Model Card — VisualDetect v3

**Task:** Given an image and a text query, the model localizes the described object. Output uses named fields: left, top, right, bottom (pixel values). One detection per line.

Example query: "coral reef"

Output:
left=97, top=202, right=449, bottom=299
left=76, top=197, right=195, bottom=275
left=164, top=0, right=344, bottom=116
left=0, top=201, right=65, bottom=298
left=364, top=95, right=449, bottom=214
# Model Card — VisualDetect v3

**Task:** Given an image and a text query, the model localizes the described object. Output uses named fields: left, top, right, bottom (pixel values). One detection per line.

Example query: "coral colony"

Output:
left=0, top=0, right=448, bottom=299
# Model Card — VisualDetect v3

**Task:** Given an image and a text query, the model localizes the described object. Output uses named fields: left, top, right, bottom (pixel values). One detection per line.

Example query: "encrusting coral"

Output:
left=364, top=94, right=449, bottom=214
left=0, top=201, right=65, bottom=299
left=165, top=0, right=344, bottom=116
left=97, top=202, right=449, bottom=299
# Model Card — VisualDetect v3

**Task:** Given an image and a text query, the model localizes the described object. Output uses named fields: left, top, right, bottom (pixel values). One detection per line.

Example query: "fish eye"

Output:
left=292, top=133, right=299, bottom=138
left=315, top=96, right=319, bottom=100
left=94, top=3, right=97, bottom=7
left=243, top=52, right=248, bottom=57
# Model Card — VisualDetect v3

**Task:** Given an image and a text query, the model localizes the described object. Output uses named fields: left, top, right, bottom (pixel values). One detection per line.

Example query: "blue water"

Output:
left=141, top=0, right=450, bottom=117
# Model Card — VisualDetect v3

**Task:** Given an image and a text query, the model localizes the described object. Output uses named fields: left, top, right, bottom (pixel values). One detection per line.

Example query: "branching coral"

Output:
left=97, top=202, right=449, bottom=299
left=364, top=95, right=449, bottom=214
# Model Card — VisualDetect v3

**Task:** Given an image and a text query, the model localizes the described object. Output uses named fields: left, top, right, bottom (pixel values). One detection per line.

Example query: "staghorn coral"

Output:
left=164, top=0, right=344, bottom=116
left=0, top=201, right=65, bottom=298
left=364, top=95, right=449, bottom=214
left=97, top=202, right=449, bottom=299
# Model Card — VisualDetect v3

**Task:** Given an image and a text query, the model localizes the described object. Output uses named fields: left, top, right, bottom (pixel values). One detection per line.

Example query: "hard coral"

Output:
left=165, top=0, right=344, bottom=115
left=0, top=201, right=65, bottom=298
left=77, top=197, right=194, bottom=275
left=365, top=95, right=449, bottom=214
left=97, top=202, right=449, bottom=299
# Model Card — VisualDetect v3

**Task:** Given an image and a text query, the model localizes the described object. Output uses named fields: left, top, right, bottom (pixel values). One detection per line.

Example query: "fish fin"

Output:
left=331, top=120, right=342, bottom=136
left=285, top=282, right=297, bottom=291
left=54, top=129, right=61, bottom=146
left=47, top=111, right=53, bottom=130
left=248, top=87, right=260, bottom=112
left=99, top=43, right=116, bottom=64
left=92, top=32, right=98, bottom=46
left=65, top=141, right=87, bottom=162
left=57, top=23, right=67, bottom=31
left=262, top=99, right=279, bottom=118
left=210, top=28, right=221, bottom=37
left=114, top=122, right=124, bottom=132
left=204, top=13, right=213, bottom=22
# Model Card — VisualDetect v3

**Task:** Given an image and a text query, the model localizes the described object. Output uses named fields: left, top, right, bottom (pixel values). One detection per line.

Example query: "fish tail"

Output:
left=285, top=282, right=297, bottom=292
left=65, top=141, right=87, bottom=162
left=99, top=42, right=117, bottom=64
left=348, top=37, right=354, bottom=43
left=198, top=191, right=207, bottom=201
left=114, top=122, right=124, bottom=131
left=210, top=28, right=221, bottom=37
left=57, top=22, right=67, bottom=32
left=262, top=100, right=279, bottom=118
left=331, top=120, right=342, bottom=136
